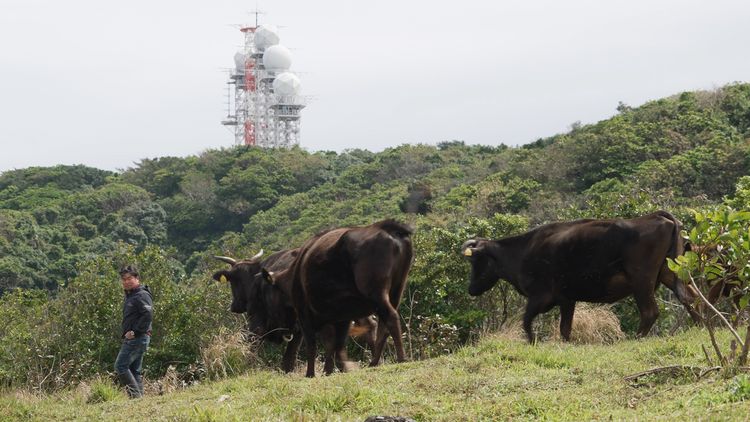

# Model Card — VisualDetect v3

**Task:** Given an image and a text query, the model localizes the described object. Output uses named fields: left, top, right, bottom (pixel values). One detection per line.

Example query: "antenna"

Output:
left=221, top=17, right=306, bottom=148
left=251, top=5, right=264, bottom=28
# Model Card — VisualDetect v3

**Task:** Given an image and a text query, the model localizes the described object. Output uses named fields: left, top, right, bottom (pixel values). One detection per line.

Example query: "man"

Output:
left=115, top=265, right=153, bottom=399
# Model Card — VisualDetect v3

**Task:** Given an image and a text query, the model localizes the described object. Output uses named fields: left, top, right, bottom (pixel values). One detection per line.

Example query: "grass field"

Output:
left=2, top=327, right=749, bottom=421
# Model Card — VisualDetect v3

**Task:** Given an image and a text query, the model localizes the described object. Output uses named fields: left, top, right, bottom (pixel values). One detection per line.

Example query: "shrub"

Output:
left=406, top=314, right=460, bottom=360
left=405, top=214, right=528, bottom=341
left=85, top=376, right=121, bottom=404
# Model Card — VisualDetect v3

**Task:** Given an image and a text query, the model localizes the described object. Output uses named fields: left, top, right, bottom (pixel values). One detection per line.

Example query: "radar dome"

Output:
left=233, top=51, right=246, bottom=71
left=273, top=72, right=302, bottom=96
left=262, top=45, right=292, bottom=71
left=254, top=25, right=280, bottom=51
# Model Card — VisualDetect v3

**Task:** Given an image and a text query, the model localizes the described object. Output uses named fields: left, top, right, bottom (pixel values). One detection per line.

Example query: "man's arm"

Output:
left=132, top=292, right=153, bottom=336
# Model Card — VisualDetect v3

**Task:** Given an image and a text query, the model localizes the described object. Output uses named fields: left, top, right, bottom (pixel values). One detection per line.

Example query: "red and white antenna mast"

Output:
left=222, top=11, right=305, bottom=147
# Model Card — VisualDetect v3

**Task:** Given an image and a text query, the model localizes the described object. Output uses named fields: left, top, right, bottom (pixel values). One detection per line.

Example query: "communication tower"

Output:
left=222, top=22, right=305, bottom=147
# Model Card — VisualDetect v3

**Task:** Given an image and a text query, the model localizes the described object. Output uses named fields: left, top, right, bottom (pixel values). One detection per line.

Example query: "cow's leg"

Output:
left=369, top=319, right=391, bottom=367
left=633, top=288, right=659, bottom=337
left=320, top=322, right=352, bottom=375
left=523, top=295, right=554, bottom=344
left=370, top=297, right=406, bottom=365
left=320, top=324, right=336, bottom=375
left=300, top=317, right=318, bottom=378
left=559, top=300, right=576, bottom=341
left=280, top=329, right=302, bottom=373
left=332, top=320, right=353, bottom=373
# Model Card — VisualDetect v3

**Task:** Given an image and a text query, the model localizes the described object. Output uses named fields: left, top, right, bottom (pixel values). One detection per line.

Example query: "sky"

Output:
left=1, top=0, right=749, bottom=173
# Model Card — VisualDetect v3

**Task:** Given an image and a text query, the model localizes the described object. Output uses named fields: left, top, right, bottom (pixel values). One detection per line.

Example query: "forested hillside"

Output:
left=1, top=83, right=750, bottom=391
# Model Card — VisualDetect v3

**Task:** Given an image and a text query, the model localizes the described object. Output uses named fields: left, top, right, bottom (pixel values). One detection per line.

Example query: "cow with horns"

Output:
left=212, top=249, right=377, bottom=373
left=462, top=211, right=701, bottom=343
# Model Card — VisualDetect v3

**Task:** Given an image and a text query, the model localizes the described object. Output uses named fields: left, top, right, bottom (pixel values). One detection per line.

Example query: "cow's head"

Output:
left=212, top=250, right=295, bottom=344
left=462, top=239, right=501, bottom=296
left=212, top=250, right=265, bottom=314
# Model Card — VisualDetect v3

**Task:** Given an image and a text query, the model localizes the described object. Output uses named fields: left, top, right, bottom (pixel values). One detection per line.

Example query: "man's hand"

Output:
left=125, top=330, right=135, bottom=340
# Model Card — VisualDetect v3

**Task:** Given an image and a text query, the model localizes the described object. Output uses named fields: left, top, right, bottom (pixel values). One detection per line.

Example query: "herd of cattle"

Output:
left=212, top=211, right=701, bottom=377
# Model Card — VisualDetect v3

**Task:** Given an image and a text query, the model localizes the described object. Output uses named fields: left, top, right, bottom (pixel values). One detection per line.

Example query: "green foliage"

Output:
left=728, top=374, right=750, bottom=402
left=0, top=210, right=50, bottom=291
left=407, top=214, right=529, bottom=338
left=0, top=165, right=112, bottom=192
left=667, top=205, right=750, bottom=325
left=720, top=83, right=750, bottom=135
left=85, top=377, right=121, bottom=403
left=0, top=289, right=48, bottom=385
left=572, top=179, right=674, bottom=220
left=725, top=175, right=750, bottom=209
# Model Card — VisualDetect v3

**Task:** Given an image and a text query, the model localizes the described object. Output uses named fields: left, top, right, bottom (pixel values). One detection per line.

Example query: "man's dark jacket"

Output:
left=122, top=285, right=153, bottom=338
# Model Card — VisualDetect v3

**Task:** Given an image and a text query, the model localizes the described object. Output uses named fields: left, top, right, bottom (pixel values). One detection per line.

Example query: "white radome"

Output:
left=273, top=72, right=302, bottom=96
left=233, top=51, right=246, bottom=71
left=262, top=45, right=292, bottom=71
left=254, top=25, right=280, bottom=51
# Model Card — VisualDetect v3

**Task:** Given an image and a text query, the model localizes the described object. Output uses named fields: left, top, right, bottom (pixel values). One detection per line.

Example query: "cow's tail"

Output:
left=656, top=210, right=684, bottom=260
left=374, top=219, right=414, bottom=239
left=657, top=211, right=702, bottom=322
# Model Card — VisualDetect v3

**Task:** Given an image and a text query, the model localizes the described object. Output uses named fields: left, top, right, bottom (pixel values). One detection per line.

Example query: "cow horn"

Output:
left=264, top=270, right=275, bottom=285
left=214, top=256, right=237, bottom=266
left=250, top=249, right=264, bottom=260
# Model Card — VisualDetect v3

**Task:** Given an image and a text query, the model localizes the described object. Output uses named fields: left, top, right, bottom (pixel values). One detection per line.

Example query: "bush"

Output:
left=405, top=214, right=528, bottom=341
left=406, top=314, right=460, bottom=360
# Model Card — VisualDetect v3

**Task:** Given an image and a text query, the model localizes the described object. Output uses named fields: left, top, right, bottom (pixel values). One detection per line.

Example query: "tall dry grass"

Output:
left=199, top=327, right=260, bottom=380
left=495, top=303, right=625, bottom=344
left=549, top=304, right=625, bottom=344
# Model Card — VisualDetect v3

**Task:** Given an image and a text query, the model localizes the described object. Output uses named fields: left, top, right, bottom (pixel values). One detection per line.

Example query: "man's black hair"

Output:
left=119, top=265, right=139, bottom=278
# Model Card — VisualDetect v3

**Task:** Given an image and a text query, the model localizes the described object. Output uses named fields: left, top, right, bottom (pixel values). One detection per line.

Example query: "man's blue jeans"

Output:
left=115, top=335, right=150, bottom=394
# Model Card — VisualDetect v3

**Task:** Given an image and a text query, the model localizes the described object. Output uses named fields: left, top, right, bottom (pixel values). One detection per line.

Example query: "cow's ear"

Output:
left=261, top=268, right=275, bottom=285
left=461, top=239, right=482, bottom=257
left=212, top=270, right=230, bottom=283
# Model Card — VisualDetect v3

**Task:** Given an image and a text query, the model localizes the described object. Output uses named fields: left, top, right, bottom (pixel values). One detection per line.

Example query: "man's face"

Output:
left=121, top=274, right=140, bottom=290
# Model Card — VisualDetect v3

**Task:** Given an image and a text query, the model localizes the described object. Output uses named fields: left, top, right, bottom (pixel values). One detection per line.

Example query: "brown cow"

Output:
left=212, top=249, right=378, bottom=373
left=264, top=219, right=414, bottom=377
left=462, top=211, right=701, bottom=343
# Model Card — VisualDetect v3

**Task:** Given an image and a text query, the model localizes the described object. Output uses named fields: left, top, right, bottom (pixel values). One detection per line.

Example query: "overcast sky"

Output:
left=1, top=0, right=749, bottom=173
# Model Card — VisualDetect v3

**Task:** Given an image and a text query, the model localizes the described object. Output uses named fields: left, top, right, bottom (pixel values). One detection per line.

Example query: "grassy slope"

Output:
left=2, top=328, right=749, bottom=421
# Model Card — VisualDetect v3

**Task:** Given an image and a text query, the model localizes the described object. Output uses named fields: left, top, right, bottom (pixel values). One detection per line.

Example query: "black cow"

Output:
left=265, top=219, right=414, bottom=377
left=213, top=249, right=302, bottom=372
left=462, top=211, right=701, bottom=343
left=212, top=249, right=378, bottom=373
